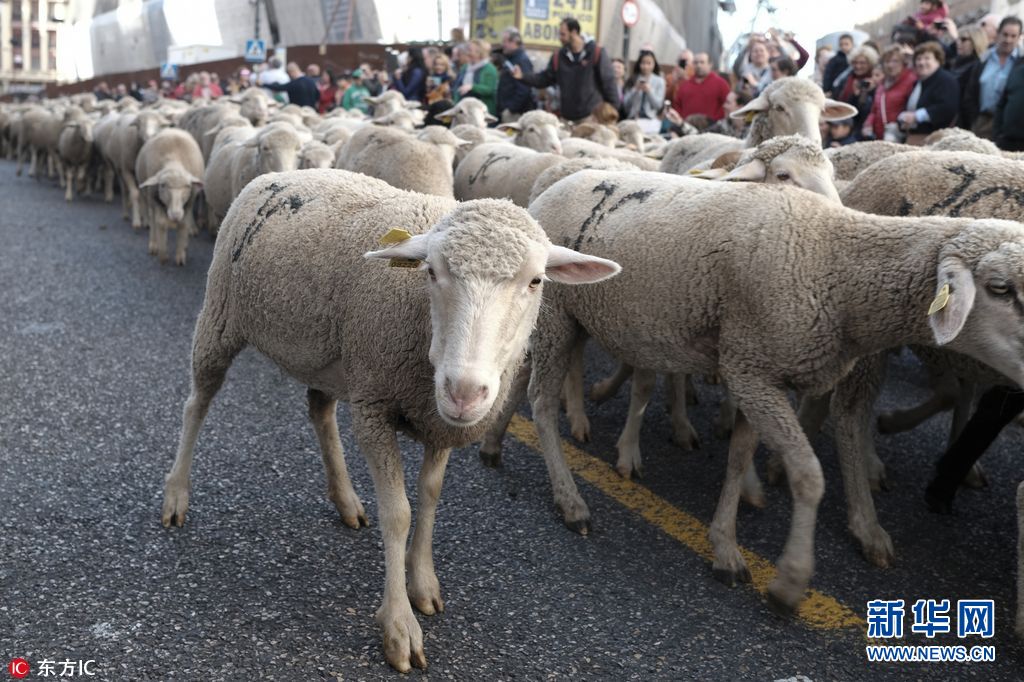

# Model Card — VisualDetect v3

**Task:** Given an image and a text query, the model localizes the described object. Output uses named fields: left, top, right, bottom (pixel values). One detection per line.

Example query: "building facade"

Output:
left=0, top=0, right=70, bottom=95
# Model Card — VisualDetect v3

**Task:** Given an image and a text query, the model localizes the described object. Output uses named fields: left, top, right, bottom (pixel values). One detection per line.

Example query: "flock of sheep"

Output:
left=3, top=75, right=1024, bottom=673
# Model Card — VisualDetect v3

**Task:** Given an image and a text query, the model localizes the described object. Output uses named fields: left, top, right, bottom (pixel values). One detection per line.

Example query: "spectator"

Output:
left=307, top=63, right=321, bottom=80
left=358, top=63, right=385, bottom=96
left=951, top=24, right=988, bottom=90
left=94, top=81, right=113, bottom=101
left=141, top=79, right=159, bottom=104
left=664, top=48, right=694, bottom=103
left=994, top=57, right=1024, bottom=150
left=813, top=46, right=834, bottom=87
left=770, top=56, right=798, bottom=80
left=776, top=30, right=810, bottom=70
left=823, top=33, right=854, bottom=96
left=263, top=61, right=320, bottom=108
left=610, top=57, right=627, bottom=116
left=317, top=69, right=338, bottom=113
left=342, top=69, right=372, bottom=114
left=190, top=71, right=223, bottom=101
left=671, top=52, right=731, bottom=121
left=426, top=54, right=454, bottom=105
left=393, top=46, right=428, bottom=103
left=826, top=118, right=858, bottom=147
left=898, top=41, right=960, bottom=144
left=835, top=45, right=879, bottom=136
left=707, top=90, right=751, bottom=137
left=114, top=83, right=129, bottom=101
left=738, top=41, right=771, bottom=97
left=863, top=45, right=917, bottom=141
left=159, top=80, right=176, bottom=99
left=497, top=28, right=536, bottom=120
left=259, top=57, right=291, bottom=103
left=238, top=68, right=253, bottom=90
left=906, top=0, right=949, bottom=38
left=450, top=44, right=469, bottom=94
left=961, top=16, right=1022, bottom=138
left=511, top=16, right=617, bottom=123
left=622, top=49, right=665, bottom=132
left=455, top=39, right=498, bottom=115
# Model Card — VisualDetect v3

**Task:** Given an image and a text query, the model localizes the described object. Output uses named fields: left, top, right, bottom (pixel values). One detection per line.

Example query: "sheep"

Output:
left=366, top=90, right=420, bottom=116
left=528, top=157, right=640, bottom=205
left=313, top=118, right=356, bottom=147
left=825, top=140, right=915, bottom=181
left=560, top=137, right=660, bottom=170
left=92, top=111, right=123, bottom=202
left=570, top=121, right=619, bottom=147
left=56, top=108, right=95, bottom=202
left=494, top=110, right=563, bottom=153
left=197, top=113, right=252, bottom=162
left=453, top=143, right=564, bottom=206
left=435, top=98, right=497, bottom=128
left=179, top=104, right=243, bottom=160
left=493, top=168, right=1024, bottom=617
left=298, top=139, right=335, bottom=169
left=111, top=110, right=170, bottom=228
left=337, top=125, right=465, bottom=197
left=237, top=88, right=271, bottom=126
left=660, top=77, right=857, bottom=173
left=203, top=122, right=303, bottom=231
left=135, top=129, right=204, bottom=266
left=18, top=105, right=65, bottom=180
left=372, top=108, right=426, bottom=132
left=159, top=168, right=619, bottom=672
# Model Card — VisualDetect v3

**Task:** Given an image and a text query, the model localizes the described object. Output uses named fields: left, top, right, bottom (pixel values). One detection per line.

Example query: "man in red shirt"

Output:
left=671, top=52, right=732, bottom=121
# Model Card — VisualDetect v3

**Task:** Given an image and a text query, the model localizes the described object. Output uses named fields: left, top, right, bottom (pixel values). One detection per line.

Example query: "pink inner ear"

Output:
left=547, top=259, right=620, bottom=284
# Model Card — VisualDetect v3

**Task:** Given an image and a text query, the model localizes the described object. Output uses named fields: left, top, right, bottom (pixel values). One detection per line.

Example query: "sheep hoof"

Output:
left=161, top=484, right=190, bottom=528
left=671, top=427, right=700, bottom=451
left=377, top=606, right=427, bottom=673
left=564, top=517, right=591, bottom=536
left=478, top=447, right=502, bottom=468
left=857, top=530, right=895, bottom=569
left=332, top=494, right=369, bottom=529
left=961, top=463, right=988, bottom=489
left=869, top=473, right=891, bottom=492
left=712, top=565, right=752, bottom=587
left=569, top=416, right=590, bottom=443
left=713, top=424, right=733, bottom=441
left=765, top=589, right=799, bottom=619
left=407, top=575, right=445, bottom=616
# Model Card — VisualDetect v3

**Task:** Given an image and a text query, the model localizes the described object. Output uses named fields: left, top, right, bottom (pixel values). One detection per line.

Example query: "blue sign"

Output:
left=159, top=63, right=179, bottom=80
left=244, top=39, right=266, bottom=63
left=523, top=0, right=549, bottom=20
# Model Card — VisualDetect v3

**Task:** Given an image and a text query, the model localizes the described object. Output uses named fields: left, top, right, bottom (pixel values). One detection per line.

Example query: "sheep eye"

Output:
left=529, top=277, right=542, bottom=289
left=775, top=171, right=791, bottom=181
left=987, top=282, right=1011, bottom=296
left=774, top=105, right=785, bottom=112
left=427, top=267, right=437, bottom=281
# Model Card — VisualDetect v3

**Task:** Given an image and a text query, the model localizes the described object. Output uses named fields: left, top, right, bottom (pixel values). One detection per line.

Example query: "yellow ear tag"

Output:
left=504, top=127, right=517, bottom=137
left=928, top=283, right=951, bottom=316
left=378, top=228, right=421, bottom=269
left=744, top=111, right=757, bottom=124
left=687, top=169, right=704, bottom=175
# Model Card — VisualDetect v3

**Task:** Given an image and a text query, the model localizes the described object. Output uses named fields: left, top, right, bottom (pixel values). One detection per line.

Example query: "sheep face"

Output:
left=934, top=238, right=1024, bottom=388
left=365, top=201, right=620, bottom=426
left=239, top=97, right=269, bottom=126
left=252, top=126, right=302, bottom=174
left=698, top=136, right=840, bottom=203
left=731, top=77, right=857, bottom=146
left=141, top=169, right=201, bottom=224
left=499, top=113, right=562, bottom=154
left=437, top=100, right=497, bottom=128
left=133, top=111, right=168, bottom=142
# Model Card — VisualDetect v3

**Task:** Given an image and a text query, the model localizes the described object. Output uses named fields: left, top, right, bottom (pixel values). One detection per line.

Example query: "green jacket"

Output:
left=455, top=62, right=498, bottom=116
left=342, top=83, right=371, bottom=114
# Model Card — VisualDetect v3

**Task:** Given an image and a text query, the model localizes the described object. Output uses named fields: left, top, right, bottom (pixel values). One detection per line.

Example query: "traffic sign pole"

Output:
left=621, top=0, right=639, bottom=63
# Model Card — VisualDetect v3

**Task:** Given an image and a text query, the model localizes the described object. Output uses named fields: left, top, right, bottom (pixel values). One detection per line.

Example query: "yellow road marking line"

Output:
left=506, top=414, right=865, bottom=631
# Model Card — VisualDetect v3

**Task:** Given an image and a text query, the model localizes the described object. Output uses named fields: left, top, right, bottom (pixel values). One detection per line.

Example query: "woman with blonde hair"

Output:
left=951, top=24, right=989, bottom=90
left=426, top=53, right=453, bottom=104
left=836, top=44, right=880, bottom=136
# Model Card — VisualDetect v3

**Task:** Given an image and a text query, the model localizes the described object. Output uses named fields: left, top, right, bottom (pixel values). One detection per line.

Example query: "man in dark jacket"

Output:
left=497, top=28, right=536, bottom=120
left=511, top=17, right=617, bottom=122
left=263, top=62, right=320, bottom=109
left=960, top=16, right=1022, bottom=136
left=994, top=59, right=1024, bottom=150
left=822, top=33, right=854, bottom=96
left=898, top=41, right=960, bottom=139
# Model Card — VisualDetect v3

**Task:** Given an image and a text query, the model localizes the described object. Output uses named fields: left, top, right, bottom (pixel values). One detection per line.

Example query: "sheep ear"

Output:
left=404, top=100, right=421, bottom=109
left=139, top=176, right=160, bottom=188
left=690, top=167, right=730, bottom=180
left=719, top=158, right=767, bottom=182
left=544, top=245, right=621, bottom=284
left=188, top=175, right=204, bottom=189
left=497, top=122, right=521, bottom=135
left=484, top=112, right=498, bottom=123
left=243, top=136, right=260, bottom=147
left=435, top=106, right=459, bottom=119
left=364, top=232, right=429, bottom=263
left=821, top=99, right=859, bottom=121
left=729, top=94, right=768, bottom=120
left=928, top=257, right=977, bottom=345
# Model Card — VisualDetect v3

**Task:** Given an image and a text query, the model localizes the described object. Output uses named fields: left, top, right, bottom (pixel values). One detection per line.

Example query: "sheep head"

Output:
left=139, top=167, right=202, bottom=223
left=731, top=77, right=857, bottom=146
left=497, top=111, right=562, bottom=154
left=365, top=199, right=620, bottom=426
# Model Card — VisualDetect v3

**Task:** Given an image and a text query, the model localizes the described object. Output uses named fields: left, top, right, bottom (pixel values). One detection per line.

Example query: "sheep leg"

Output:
left=306, top=388, right=367, bottom=529
left=351, top=406, right=426, bottom=673
left=155, top=224, right=170, bottom=264
left=926, top=385, right=1024, bottom=513
left=102, top=162, right=114, bottom=202
left=666, top=373, right=700, bottom=450
left=563, top=336, right=590, bottom=442
left=831, top=355, right=894, bottom=568
left=728, top=375, right=825, bottom=616
left=120, top=174, right=131, bottom=220
left=124, top=172, right=142, bottom=229
left=15, top=139, right=25, bottom=176
left=1017, top=481, right=1024, bottom=640
left=64, top=166, right=74, bottom=202
left=529, top=317, right=592, bottom=534
left=590, top=362, right=632, bottom=403
left=78, top=165, right=91, bottom=197
left=709, top=408, right=757, bottom=586
left=28, top=147, right=38, bottom=178
left=714, top=391, right=737, bottom=441
left=161, top=318, right=243, bottom=528
left=174, top=224, right=191, bottom=267
left=797, top=392, right=831, bottom=438
left=615, top=368, right=656, bottom=479
left=406, top=445, right=451, bottom=616
left=877, top=371, right=958, bottom=434
left=951, top=381, right=987, bottom=489
left=479, top=358, right=530, bottom=467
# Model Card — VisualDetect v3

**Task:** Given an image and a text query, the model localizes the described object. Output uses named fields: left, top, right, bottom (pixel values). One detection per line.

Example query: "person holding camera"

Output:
left=622, top=49, right=665, bottom=133
left=497, top=28, right=536, bottom=121
left=834, top=44, right=879, bottom=138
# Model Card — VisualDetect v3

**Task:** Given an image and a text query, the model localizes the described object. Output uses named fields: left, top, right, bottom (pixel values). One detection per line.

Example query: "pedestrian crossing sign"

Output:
left=245, top=39, right=266, bottom=63
left=160, top=63, right=179, bottom=80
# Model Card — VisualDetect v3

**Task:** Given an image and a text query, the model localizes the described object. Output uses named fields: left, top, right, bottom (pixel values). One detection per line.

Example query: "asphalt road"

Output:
left=1, top=158, right=1022, bottom=681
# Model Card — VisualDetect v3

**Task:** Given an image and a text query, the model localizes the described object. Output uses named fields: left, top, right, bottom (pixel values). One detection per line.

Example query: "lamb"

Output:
left=435, top=98, right=497, bottom=128
left=337, top=125, right=465, bottom=197
left=56, top=109, right=95, bottom=202
left=111, top=110, right=170, bottom=228
left=503, top=168, right=1024, bottom=617
left=203, top=121, right=303, bottom=231
left=659, top=77, right=857, bottom=174
left=237, top=88, right=271, bottom=126
left=825, top=140, right=915, bottom=181
left=570, top=121, right=619, bottom=147
left=135, top=129, right=204, bottom=265
left=453, top=143, right=564, bottom=207
left=298, top=139, right=335, bottom=169
left=494, top=110, right=563, bottom=153
left=159, top=168, right=619, bottom=672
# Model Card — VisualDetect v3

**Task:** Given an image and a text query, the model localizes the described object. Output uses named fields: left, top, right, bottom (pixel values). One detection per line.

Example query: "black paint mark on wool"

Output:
left=948, top=186, right=1024, bottom=217
left=585, top=189, right=654, bottom=244
left=897, top=198, right=914, bottom=216
left=572, top=181, right=618, bottom=250
left=231, top=182, right=292, bottom=262
left=928, top=165, right=977, bottom=214
left=468, top=152, right=512, bottom=186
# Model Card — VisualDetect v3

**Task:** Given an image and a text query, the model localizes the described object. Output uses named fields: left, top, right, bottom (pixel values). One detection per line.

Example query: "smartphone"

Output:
left=504, top=60, right=514, bottom=71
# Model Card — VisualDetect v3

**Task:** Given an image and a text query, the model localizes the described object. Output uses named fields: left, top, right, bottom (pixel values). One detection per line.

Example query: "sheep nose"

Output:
left=445, top=376, right=488, bottom=417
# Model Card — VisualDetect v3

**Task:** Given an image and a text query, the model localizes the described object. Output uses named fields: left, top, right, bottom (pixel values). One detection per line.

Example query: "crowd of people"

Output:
left=87, top=2, right=1024, bottom=152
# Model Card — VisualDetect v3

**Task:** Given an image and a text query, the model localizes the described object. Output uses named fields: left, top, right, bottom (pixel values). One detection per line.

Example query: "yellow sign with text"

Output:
left=471, top=0, right=601, bottom=49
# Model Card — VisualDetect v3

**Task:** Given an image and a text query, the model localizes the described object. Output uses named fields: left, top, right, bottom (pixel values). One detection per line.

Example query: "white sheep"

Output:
left=366, top=90, right=420, bottom=117
left=57, top=109, right=95, bottom=202
left=615, top=120, right=647, bottom=152
left=559, top=137, right=660, bottom=170
left=337, top=125, right=465, bottom=197
left=111, top=110, right=170, bottom=228
left=298, top=139, right=335, bottom=169
left=825, top=140, right=915, bottom=181
left=435, top=98, right=497, bottom=128
left=570, top=121, right=620, bottom=147
left=494, top=110, right=563, bottom=153
left=135, top=128, right=204, bottom=265
left=453, top=143, right=564, bottom=207
left=159, top=168, right=619, bottom=672
left=505, top=168, right=1024, bottom=617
